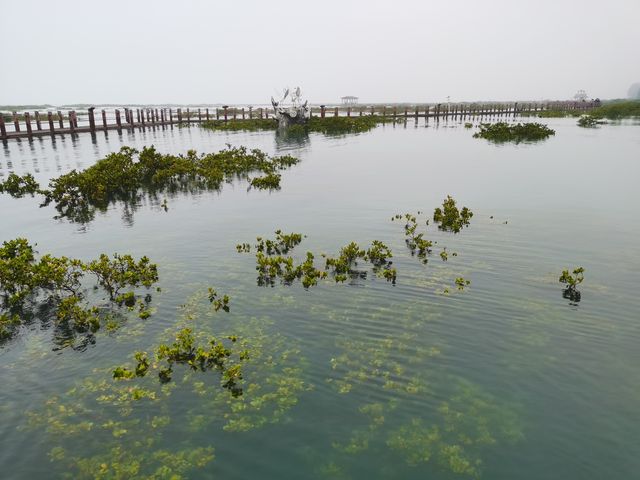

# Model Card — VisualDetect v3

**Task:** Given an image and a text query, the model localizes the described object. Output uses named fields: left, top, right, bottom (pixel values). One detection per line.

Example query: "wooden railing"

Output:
left=0, top=101, right=597, bottom=140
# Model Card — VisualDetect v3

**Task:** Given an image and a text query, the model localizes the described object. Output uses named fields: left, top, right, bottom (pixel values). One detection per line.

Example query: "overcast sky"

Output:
left=1, top=0, right=638, bottom=105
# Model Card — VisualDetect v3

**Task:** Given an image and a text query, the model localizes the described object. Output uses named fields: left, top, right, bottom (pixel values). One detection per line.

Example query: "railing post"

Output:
left=233, top=108, right=237, bottom=120
left=259, top=107, right=263, bottom=119
left=68, top=111, right=75, bottom=133
left=35, top=111, right=42, bottom=130
left=320, top=105, right=325, bottom=118
left=177, top=108, right=182, bottom=123
left=249, top=106, right=253, bottom=119
left=115, top=109, right=122, bottom=129
left=169, top=109, right=173, bottom=125
left=102, top=109, right=107, bottom=129
left=73, top=111, right=78, bottom=128
left=57, top=110, right=64, bottom=129
left=242, top=107, right=245, bottom=120
left=198, top=108, right=202, bottom=122
left=223, top=106, right=228, bottom=121
left=88, top=107, right=96, bottom=132
left=13, top=112, right=20, bottom=132
left=0, top=115, right=6, bottom=139
left=47, top=111, right=54, bottom=134
left=206, top=108, right=210, bottom=121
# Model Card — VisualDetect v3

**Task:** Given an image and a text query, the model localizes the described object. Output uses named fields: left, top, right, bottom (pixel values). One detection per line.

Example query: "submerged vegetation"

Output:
left=0, top=238, right=158, bottom=343
left=473, top=122, right=555, bottom=143
left=25, top=290, right=311, bottom=479
left=0, top=145, right=299, bottom=222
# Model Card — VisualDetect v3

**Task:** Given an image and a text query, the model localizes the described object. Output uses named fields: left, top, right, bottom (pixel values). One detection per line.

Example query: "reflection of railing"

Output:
left=0, top=101, right=598, bottom=141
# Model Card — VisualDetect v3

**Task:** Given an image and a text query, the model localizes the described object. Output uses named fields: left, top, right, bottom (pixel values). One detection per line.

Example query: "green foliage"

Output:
left=433, top=195, right=473, bottom=233
left=116, top=322, right=245, bottom=396
left=250, top=172, right=282, bottom=190
left=0, top=238, right=159, bottom=343
left=255, top=230, right=304, bottom=255
left=0, top=173, right=41, bottom=197
left=207, top=288, right=230, bottom=312
left=87, top=254, right=158, bottom=300
left=307, top=116, right=388, bottom=135
left=473, top=122, right=555, bottom=143
left=0, top=145, right=299, bottom=222
left=455, top=277, right=471, bottom=290
left=201, top=118, right=277, bottom=131
left=577, top=115, right=604, bottom=128
left=590, top=100, right=640, bottom=119
left=201, top=116, right=389, bottom=136
left=559, top=267, right=584, bottom=302
left=464, top=122, right=473, bottom=129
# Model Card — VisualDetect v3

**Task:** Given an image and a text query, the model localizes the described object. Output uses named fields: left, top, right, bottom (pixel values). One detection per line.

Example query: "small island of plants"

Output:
left=473, top=122, right=555, bottom=143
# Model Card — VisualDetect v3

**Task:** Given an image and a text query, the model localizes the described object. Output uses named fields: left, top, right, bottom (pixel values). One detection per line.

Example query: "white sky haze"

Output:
left=1, top=0, right=638, bottom=104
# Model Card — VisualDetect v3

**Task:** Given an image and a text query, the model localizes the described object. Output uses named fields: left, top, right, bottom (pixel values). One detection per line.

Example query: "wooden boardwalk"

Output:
left=0, top=101, right=597, bottom=141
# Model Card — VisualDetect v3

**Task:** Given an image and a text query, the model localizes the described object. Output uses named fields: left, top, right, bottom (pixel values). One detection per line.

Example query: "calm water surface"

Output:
left=1, top=118, right=639, bottom=479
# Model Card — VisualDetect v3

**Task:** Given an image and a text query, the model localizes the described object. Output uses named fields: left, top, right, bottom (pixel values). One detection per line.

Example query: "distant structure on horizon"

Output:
left=574, top=90, right=588, bottom=102
left=341, top=96, right=358, bottom=105
left=628, top=83, right=640, bottom=99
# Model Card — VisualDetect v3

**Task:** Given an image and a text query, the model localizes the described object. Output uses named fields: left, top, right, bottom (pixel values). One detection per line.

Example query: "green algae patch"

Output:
left=473, top=122, right=555, bottom=143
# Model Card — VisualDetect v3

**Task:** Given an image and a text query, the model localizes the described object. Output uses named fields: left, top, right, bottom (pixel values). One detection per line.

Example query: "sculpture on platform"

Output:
left=271, top=87, right=310, bottom=128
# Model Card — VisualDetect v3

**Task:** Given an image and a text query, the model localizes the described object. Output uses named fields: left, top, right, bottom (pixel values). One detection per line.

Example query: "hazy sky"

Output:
left=1, top=0, right=638, bottom=105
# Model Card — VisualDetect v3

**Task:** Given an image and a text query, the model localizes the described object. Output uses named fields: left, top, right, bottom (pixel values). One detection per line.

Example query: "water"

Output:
left=1, top=118, right=639, bottom=479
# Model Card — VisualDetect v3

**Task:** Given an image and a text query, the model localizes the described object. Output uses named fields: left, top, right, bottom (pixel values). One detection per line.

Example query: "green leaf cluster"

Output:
left=433, top=195, right=473, bottom=233
left=0, top=238, right=159, bottom=342
left=472, top=122, right=555, bottom=143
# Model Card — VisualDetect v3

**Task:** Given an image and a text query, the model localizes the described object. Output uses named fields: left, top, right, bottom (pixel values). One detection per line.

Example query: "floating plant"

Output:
left=473, top=122, right=555, bottom=143
left=577, top=115, right=605, bottom=128
left=559, top=267, right=584, bottom=303
left=0, top=172, right=40, bottom=197
left=0, top=238, right=159, bottom=344
left=0, top=145, right=299, bottom=223
left=239, top=231, right=397, bottom=288
left=433, top=195, right=473, bottom=233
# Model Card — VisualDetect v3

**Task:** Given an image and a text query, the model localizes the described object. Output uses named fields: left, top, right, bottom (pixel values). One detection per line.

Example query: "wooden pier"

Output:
left=0, top=101, right=597, bottom=141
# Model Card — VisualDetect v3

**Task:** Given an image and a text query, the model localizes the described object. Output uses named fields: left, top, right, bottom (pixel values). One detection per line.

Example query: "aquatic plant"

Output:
left=25, top=291, right=310, bottom=478
left=0, top=172, right=40, bottom=197
left=433, top=195, right=473, bottom=233
left=577, top=115, right=605, bottom=127
left=115, top=327, right=244, bottom=396
left=559, top=267, right=584, bottom=302
left=589, top=100, right=640, bottom=119
left=473, top=122, right=555, bottom=143
left=455, top=277, right=471, bottom=290
left=201, top=118, right=277, bottom=131
left=0, top=145, right=299, bottom=223
left=393, top=213, right=433, bottom=263
left=201, top=115, right=389, bottom=136
left=464, top=122, right=473, bottom=129
left=244, top=232, right=396, bottom=287
left=86, top=254, right=158, bottom=301
left=250, top=172, right=281, bottom=190
left=0, top=238, right=159, bottom=343
left=208, top=287, right=230, bottom=312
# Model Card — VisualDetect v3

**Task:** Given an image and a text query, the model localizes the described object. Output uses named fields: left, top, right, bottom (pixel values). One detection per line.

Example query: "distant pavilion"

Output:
left=341, top=96, right=359, bottom=105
